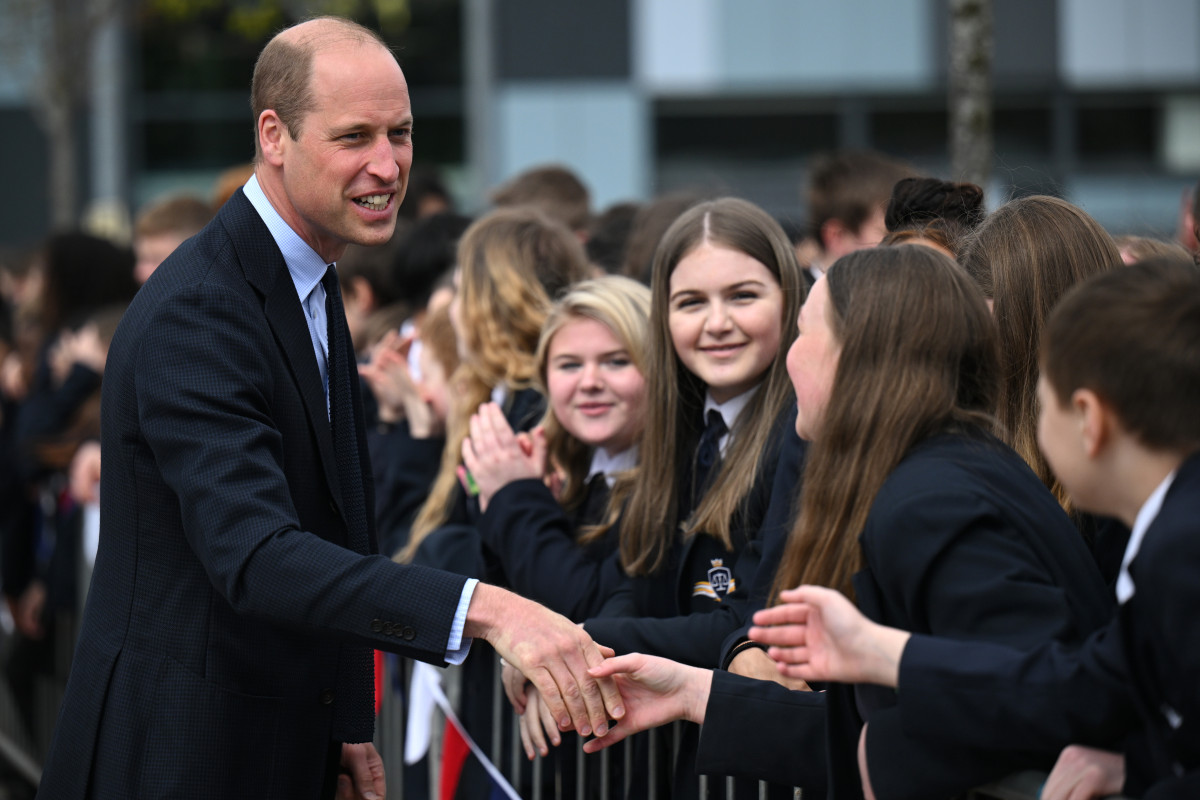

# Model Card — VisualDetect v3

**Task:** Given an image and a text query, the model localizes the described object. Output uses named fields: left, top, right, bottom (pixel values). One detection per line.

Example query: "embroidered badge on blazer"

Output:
left=693, top=558, right=735, bottom=600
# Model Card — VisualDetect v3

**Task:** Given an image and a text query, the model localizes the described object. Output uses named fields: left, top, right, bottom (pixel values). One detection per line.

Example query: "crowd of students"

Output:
left=2, top=151, right=1198, bottom=799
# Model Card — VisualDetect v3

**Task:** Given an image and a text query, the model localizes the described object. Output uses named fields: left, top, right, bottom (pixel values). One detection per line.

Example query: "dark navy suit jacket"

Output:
left=897, top=451, right=1200, bottom=798
left=38, top=191, right=469, bottom=800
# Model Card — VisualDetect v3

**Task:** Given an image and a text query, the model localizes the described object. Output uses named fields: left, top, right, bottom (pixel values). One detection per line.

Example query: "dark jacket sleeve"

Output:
left=137, top=284, right=467, bottom=663
left=696, top=670, right=828, bottom=794
left=476, top=478, right=620, bottom=621
left=896, top=627, right=1137, bottom=754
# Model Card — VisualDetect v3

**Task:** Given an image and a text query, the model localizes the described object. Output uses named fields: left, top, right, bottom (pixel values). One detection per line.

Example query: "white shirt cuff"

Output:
left=445, top=578, right=478, bottom=665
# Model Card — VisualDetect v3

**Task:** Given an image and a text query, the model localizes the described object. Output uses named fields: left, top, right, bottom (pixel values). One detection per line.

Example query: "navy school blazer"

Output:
left=476, top=472, right=617, bottom=621
left=694, top=428, right=1115, bottom=800
left=895, top=451, right=1200, bottom=798
left=582, top=404, right=803, bottom=668
left=39, top=191, right=470, bottom=800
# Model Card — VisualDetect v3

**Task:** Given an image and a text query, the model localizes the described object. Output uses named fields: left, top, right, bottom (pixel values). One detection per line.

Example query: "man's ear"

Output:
left=820, top=219, right=846, bottom=255
left=258, top=110, right=287, bottom=167
left=1073, top=388, right=1111, bottom=458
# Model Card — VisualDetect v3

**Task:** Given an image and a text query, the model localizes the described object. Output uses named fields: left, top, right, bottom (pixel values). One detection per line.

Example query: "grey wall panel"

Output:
left=496, top=0, right=631, bottom=80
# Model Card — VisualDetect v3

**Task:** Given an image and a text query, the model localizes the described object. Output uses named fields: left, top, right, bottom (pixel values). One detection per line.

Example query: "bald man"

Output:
left=39, top=18, right=621, bottom=800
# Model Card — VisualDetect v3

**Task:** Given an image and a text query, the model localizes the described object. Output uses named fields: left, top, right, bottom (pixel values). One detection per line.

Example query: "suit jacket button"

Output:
left=370, top=619, right=383, bottom=633
left=382, top=622, right=395, bottom=636
left=402, top=626, right=416, bottom=641
left=320, top=689, right=335, bottom=705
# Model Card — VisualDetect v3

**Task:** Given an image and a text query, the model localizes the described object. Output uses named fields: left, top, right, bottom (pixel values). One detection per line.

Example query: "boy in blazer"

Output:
left=753, top=256, right=1200, bottom=799
left=38, top=17, right=621, bottom=800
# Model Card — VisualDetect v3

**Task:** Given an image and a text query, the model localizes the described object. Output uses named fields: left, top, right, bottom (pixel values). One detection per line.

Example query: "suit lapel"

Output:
left=221, top=191, right=343, bottom=509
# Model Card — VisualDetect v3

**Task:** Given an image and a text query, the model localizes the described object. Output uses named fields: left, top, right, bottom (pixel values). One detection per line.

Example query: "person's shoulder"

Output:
left=865, top=430, right=1022, bottom=533
left=1141, top=452, right=1200, bottom=557
left=878, top=432, right=981, bottom=494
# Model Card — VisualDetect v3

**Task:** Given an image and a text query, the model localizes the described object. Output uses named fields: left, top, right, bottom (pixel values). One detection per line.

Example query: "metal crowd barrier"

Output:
left=374, top=653, right=807, bottom=800
left=375, top=653, right=1135, bottom=800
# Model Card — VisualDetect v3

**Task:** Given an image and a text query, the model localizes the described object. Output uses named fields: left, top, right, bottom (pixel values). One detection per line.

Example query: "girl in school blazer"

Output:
left=512, top=198, right=806, bottom=800
left=766, top=245, right=1114, bottom=799
left=583, top=197, right=805, bottom=666
left=464, top=275, right=653, bottom=621
left=959, top=195, right=1130, bottom=582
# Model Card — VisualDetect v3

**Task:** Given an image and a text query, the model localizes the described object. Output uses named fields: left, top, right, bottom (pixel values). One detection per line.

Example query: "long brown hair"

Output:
left=402, top=207, right=590, bottom=561
left=772, top=246, right=999, bottom=600
left=533, top=276, right=652, bottom=540
left=621, top=198, right=804, bottom=576
left=959, top=195, right=1121, bottom=509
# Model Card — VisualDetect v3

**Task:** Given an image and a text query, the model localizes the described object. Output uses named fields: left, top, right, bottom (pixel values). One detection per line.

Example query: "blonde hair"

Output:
left=401, top=207, right=590, bottom=561
left=533, top=276, right=651, bottom=536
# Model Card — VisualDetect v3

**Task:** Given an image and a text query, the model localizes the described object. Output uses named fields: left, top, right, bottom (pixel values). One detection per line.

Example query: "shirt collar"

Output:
left=243, top=173, right=330, bottom=300
left=703, top=385, right=758, bottom=432
left=1116, top=468, right=1177, bottom=604
left=588, top=445, right=639, bottom=486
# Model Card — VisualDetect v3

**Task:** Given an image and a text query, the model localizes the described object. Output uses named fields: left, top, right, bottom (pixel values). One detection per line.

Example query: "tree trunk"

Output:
left=948, top=0, right=993, bottom=188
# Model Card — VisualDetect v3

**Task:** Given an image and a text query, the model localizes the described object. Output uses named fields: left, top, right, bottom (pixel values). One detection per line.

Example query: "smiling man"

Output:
left=38, top=17, right=621, bottom=800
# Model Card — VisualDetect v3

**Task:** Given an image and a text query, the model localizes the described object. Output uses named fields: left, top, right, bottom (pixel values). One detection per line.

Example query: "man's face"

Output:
left=274, top=42, right=413, bottom=263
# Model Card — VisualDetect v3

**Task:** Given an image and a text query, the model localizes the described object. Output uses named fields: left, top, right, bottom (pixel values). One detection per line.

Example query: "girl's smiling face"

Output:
left=667, top=242, right=784, bottom=403
left=546, top=316, right=647, bottom=456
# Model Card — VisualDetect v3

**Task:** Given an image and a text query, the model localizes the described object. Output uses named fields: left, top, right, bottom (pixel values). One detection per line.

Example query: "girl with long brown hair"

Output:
left=515, top=198, right=807, bottom=800
left=766, top=245, right=1113, bottom=798
left=959, top=195, right=1128, bottom=582
left=582, top=197, right=805, bottom=662
left=959, top=195, right=1122, bottom=509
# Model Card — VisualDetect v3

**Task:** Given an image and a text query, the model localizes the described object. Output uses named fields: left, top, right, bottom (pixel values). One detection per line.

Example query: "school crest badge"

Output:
left=692, top=558, right=735, bottom=601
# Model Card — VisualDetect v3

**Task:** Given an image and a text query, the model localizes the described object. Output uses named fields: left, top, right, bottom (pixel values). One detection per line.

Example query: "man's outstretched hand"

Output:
left=467, top=584, right=624, bottom=738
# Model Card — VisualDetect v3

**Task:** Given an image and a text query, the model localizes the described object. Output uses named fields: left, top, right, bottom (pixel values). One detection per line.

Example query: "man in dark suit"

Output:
left=38, top=17, right=621, bottom=800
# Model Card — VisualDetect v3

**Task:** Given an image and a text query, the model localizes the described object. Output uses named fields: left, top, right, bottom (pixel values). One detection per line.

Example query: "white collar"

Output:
left=1116, top=469, right=1177, bottom=604
left=490, top=384, right=508, bottom=407
left=587, top=445, right=639, bottom=487
left=703, top=386, right=758, bottom=455
left=704, top=386, right=757, bottom=431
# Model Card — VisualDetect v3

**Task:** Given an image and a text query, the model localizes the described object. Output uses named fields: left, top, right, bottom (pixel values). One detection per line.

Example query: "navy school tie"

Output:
left=693, top=409, right=728, bottom=508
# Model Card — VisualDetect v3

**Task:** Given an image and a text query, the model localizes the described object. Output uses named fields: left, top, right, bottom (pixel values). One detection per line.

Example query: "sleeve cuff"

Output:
left=445, top=578, right=478, bottom=665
